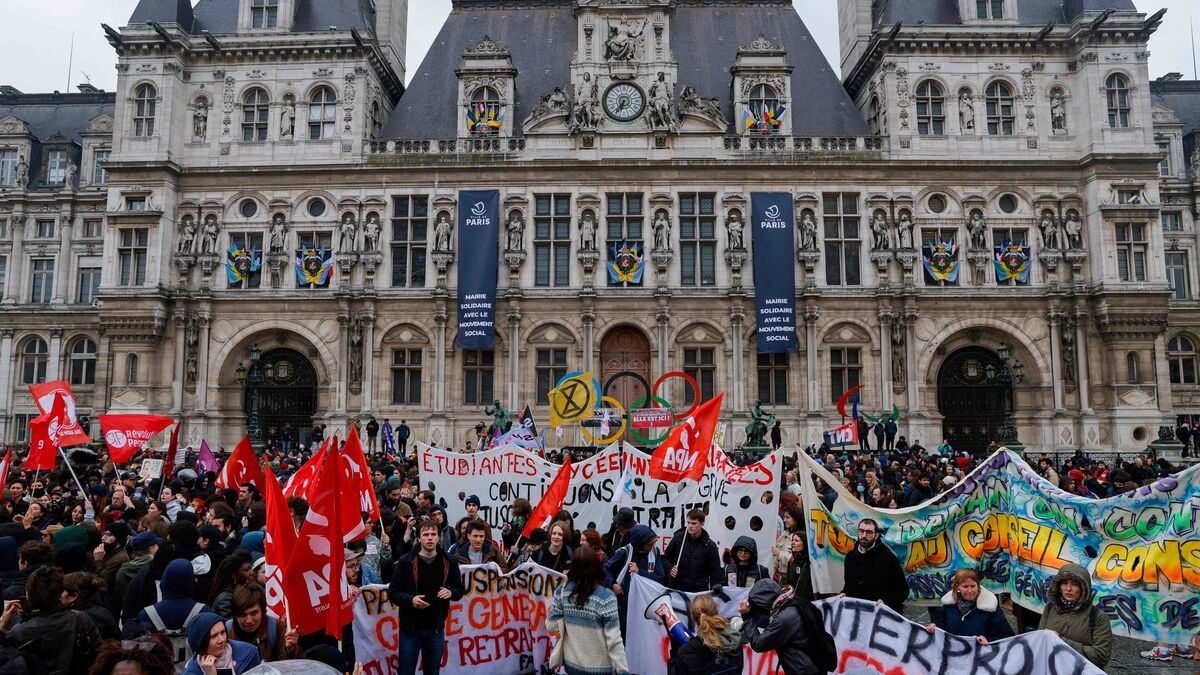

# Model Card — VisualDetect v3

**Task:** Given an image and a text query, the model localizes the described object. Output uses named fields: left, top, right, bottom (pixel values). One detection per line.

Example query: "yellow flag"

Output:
left=548, top=371, right=597, bottom=428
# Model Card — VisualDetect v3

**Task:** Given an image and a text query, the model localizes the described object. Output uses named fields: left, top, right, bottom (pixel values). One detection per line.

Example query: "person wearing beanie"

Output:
left=239, top=531, right=265, bottom=559
left=182, top=610, right=261, bottom=674
left=113, top=531, right=163, bottom=612
left=96, top=521, right=132, bottom=588
left=464, top=494, right=481, bottom=521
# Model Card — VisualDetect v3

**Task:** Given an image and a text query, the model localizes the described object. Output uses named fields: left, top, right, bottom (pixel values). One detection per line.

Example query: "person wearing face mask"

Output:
left=1037, top=563, right=1112, bottom=668
left=924, top=569, right=1012, bottom=644
left=838, top=518, right=907, bottom=613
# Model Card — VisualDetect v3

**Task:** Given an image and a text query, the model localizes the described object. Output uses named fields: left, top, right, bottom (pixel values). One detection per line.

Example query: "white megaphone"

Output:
left=643, top=593, right=696, bottom=646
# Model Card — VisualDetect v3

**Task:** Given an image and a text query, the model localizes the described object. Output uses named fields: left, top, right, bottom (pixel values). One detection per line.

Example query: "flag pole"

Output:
left=56, top=445, right=92, bottom=517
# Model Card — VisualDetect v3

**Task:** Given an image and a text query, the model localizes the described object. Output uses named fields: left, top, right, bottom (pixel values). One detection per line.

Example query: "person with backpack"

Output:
left=668, top=594, right=743, bottom=675
left=134, top=559, right=213, bottom=667
left=225, top=583, right=301, bottom=662
left=737, top=579, right=835, bottom=675
left=0, top=565, right=101, bottom=674
left=1037, top=563, right=1112, bottom=668
left=181, top=611, right=261, bottom=675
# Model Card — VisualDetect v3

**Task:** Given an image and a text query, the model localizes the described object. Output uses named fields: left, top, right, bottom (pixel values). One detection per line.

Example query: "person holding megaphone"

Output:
left=665, top=595, right=744, bottom=675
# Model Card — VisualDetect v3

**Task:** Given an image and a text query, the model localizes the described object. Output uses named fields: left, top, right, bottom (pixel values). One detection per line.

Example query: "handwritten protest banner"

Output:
left=354, top=563, right=563, bottom=675
left=626, top=576, right=1104, bottom=675
left=798, top=449, right=1200, bottom=643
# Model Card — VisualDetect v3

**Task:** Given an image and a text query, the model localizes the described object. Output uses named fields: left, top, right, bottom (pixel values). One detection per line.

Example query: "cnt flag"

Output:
left=98, top=414, right=174, bottom=464
left=216, top=436, right=265, bottom=490
left=648, top=393, right=724, bottom=482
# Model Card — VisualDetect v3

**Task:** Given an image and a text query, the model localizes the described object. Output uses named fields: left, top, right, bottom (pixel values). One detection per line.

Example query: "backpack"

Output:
left=145, top=602, right=205, bottom=673
left=793, top=600, right=837, bottom=674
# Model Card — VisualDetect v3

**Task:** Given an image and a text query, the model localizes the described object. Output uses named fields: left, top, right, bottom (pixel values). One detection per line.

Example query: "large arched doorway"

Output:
left=936, top=347, right=1010, bottom=453
left=243, top=347, right=318, bottom=447
left=599, top=326, right=651, bottom=410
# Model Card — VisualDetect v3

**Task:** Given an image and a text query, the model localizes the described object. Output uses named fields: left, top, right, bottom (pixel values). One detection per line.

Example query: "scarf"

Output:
left=1058, top=597, right=1082, bottom=612
left=955, top=598, right=975, bottom=617
left=214, top=644, right=235, bottom=671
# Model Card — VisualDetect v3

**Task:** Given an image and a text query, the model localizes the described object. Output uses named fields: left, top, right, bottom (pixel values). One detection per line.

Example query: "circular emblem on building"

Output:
left=604, top=82, right=646, bottom=122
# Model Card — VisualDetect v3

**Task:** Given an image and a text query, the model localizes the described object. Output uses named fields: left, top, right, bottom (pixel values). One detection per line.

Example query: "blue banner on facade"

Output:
left=455, top=190, right=500, bottom=349
left=751, top=193, right=798, bottom=354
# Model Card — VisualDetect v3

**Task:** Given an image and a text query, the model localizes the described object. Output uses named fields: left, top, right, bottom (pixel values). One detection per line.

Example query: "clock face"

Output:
left=604, top=83, right=646, bottom=122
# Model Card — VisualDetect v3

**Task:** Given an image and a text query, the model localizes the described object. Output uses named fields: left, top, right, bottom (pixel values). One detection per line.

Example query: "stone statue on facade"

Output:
left=799, top=213, right=818, bottom=251
left=870, top=212, right=890, bottom=251
left=1191, top=145, right=1200, bottom=180
left=647, top=73, right=677, bottom=132
left=744, top=399, right=775, bottom=448
left=1064, top=212, right=1083, bottom=249
left=1039, top=212, right=1059, bottom=249
left=339, top=213, right=357, bottom=252
left=62, top=159, right=77, bottom=188
left=434, top=212, right=453, bottom=252
left=349, top=320, right=363, bottom=384
left=269, top=213, right=288, bottom=253
left=485, top=399, right=513, bottom=436
left=1051, top=93, right=1067, bottom=133
left=280, top=100, right=296, bottom=139
left=506, top=211, right=524, bottom=252
left=653, top=210, right=671, bottom=250
left=891, top=320, right=906, bottom=383
left=14, top=154, right=27, bottom=190
left=969, top=212, right=987, bottom=250
left=958, top=93, right=975, bottom=131
left=726, top=210, right=745, bottom=250
left=570, top=73, right=599, bottom=132
left=363, top=213, right=381, bottom=252
left=897, top=212, right=914, bottom=249
left=579, top=211, right=597, bottom=250
left=178, top=216, right=197, bottom=254
left=605, top=18, right=647, bottom=61
left=193, top=101, right=208, bottom=141
left=680, top=86, right=724, bottom=122
left=200, top=215, right=220, bottom=255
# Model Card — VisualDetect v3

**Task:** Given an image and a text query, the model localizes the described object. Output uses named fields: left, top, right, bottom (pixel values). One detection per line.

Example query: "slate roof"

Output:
left=872, top=0, right=1137, bottom=27
left=383, top=0, right=867, bottom=139
left=1150, top=79, right=1200, bottom=179
left=0, top=91, right=115, bottom=189
left=127, top=0, right=377, bottom=35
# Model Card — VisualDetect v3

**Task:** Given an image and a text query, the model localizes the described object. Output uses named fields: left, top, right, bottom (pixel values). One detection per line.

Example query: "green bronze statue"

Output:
left=744, top=399, right=776, bottom=447
left=485, top=399, right=513, bottom=436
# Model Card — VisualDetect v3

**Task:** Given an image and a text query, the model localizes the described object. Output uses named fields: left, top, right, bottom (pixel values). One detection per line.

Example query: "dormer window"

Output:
left=976, top=0, right=1003, bottom=19
left=308, top=86, right=338, bottom=140
left=748, top=84, right=782, bottom=135
left=46, top=149, right=67, bottom=184
left=0, top=150, right=16, bottom=186
left=133, top=84, right=156, bottom=137
left=251, top=0, right=279, bottom=28
left=467, top=87, right=502, bottom=136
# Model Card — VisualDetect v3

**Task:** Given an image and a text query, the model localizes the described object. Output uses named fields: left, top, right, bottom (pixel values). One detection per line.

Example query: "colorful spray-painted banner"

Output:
left=354, top=563, right=564, bottom=675
left=416, top=442, right=779, bottom=555
left=798, top=449, right=1200, bottom=643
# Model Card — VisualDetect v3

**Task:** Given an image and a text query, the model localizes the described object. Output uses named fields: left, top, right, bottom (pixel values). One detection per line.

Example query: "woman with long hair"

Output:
left=0, top=565, right=101, bottom=673
left=546, top=546, right=627, bottom=675
left=668, top=594, right=744, bottom=675
left=207, top=549, right=253, bottom=618
left=63, top=571, right=119, bottom=640
left=532, top=520, right=573, bottom=573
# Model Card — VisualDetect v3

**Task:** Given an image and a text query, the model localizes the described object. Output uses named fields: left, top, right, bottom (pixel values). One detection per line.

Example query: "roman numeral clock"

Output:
left=604, top=82, right=646, bottom=122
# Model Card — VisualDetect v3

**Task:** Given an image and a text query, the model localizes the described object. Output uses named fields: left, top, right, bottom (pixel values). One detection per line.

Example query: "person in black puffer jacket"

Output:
left=738, top=579, right=821, bottom=675
left=663, top=509, right=722, bottom=593
left=0, top=565, right=100, bottom=674
left=721, top=536, right=770, bottom=591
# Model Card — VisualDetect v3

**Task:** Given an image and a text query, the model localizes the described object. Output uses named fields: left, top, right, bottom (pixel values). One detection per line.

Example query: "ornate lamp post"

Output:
left=235, top=343, right=274, bottom=451
left=985, top=341, right=1025, bottom=453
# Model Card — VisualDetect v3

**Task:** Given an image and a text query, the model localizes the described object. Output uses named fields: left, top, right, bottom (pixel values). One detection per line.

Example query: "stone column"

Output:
left=1047, top=312, right=1064, bottom=411
left=2, top=216, right=24, bottom=303
left=52, top=217, right=73, bottom=304
left=1075, top=310, right=1091, bottom=413
left=507, top=311, right=521, bottom=407
left=336, top=313, right=350, bottom=415
left=361, top=311, right=376, bottom=415
left=730, top=311, right=745, bottom=412
left=1153, top=334, right=1172, bottom=415
left=433, top=311, right=447, bottom=414
left=879, top=312, right=893, bottom=410
left=904, top=313, right=919, bottom=413
left=656, top=310, right=670, bottom=377
left=194, top=314, right=212, bottom=413
left=47, top=329, right=63, bottom=381
left=172, top=312, right=187, bottom=414
left=804, top=310, right=819, bottom=413
left=581, top=312, right=595, bottom=374
left=0, top=330, right=14, bottom=440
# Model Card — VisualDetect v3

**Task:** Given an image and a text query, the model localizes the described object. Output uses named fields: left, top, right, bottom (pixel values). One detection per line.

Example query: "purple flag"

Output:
left=196, top=440, right=220, bottom=475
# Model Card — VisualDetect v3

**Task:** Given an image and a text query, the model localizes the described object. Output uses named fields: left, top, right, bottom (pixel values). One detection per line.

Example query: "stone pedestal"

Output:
left=868, top=250, right=893, bottom=289
left=894, top=248, right=918, bottom=285
left=724, top=248, right=747, bottom=286
left=360, top=251, right=384, bottom=282
left=966, top=249, right=991, bottom=284
left=1147, top=425, right=1185, bottom=465
left=796, top=250, right=820, bottom=290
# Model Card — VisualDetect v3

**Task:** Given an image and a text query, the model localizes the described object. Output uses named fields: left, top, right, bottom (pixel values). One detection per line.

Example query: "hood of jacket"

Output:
left=746, top=578, right=782, bottom=614
left=708, top=624, right=744, bottom=655
left=627, top=524, right=657, bottom=551
left=1047, top=563, right=1093, bottom=611
left=160, top=558, right=196, bottom=599
left=731, top=535, right=758, bottom=567
left=940, top=586, right=998, bottom=613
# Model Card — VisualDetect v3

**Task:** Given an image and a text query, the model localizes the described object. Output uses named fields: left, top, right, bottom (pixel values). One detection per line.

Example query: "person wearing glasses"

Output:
left=838, top=518, right=908, bottom=613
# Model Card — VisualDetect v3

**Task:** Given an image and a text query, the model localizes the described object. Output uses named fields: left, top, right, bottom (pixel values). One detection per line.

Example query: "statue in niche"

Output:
left=726, top=210, right=744, bottom=250
left=14, top=154, right=28, bottom=189
left=579, top=211, right=596, bottom=250
left=269, top=213, right=288, bottom=253
left=506, top=211, right=524, bottom=252
left=1051, top=93, right=1067, bottom=132
left=349, top=320, right=363, bottom=384
left=968, top=212, right=987, bottom=250
left=653, top=210, right=670, bottom=250
left=896, top=212, right=914, bottom=249
left=571, top=73, right=599, bottom=132
left=891, top=320, right=906, bottom=383
left=1190, top=145, right=1200, bottom=179
left=178, top=216, right=197, bottom=254
left=199, top=215, right=220, bottom=254
left=434, top=212, right=453, bottom=252
left=339, top=213, right=357, bottom=252
left=1039, top=212, right=1059, bottom=249
left=605, top=18, right=647, bottom=61
left=798, top=212, right=818, bottom=251
left=63, top=159, right=77, bottom=188
left=647, top=73, right=677, bottom=131
left=193, top=100, right=209, bottom=141
left=363, top=213, right=381, bottom=252
left=870, top=212, right=890, bottom=251
left=1064, top=212, right=1083, bottom=249
left=280, top=99, right=296, bottom=139
left=958, top=92, right=975, bottom=131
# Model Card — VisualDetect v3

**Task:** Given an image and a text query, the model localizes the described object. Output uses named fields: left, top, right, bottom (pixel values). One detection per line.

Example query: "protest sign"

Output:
left=138, top=458, right=163, bottom=481
left=355, top=563, right=563, bottom=675
left=627, top=576, right=1104, bottom=675
left=798, top=449, right=1200, bottom=643
left=416, top=443, right=554, bottom=529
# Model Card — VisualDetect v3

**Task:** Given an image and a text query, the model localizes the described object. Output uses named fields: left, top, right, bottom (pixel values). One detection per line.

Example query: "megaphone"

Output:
left=643, top=593, right=695, bottom=646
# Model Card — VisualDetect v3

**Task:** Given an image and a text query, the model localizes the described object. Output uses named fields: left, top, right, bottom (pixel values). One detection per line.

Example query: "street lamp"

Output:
left=235, top=343, right=271, bottom=451
left=986, top=341, right=1025, bottom=453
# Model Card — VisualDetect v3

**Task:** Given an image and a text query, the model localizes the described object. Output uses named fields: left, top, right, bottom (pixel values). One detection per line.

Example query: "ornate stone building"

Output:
left=1, top=0, right=1198, bottom=454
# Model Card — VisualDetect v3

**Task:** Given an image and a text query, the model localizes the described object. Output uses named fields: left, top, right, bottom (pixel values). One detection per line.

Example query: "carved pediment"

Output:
left=678, top=322, right=724, bottom=345
left=0, top=115, right=29, bottom=136
left=382, top=324, right=430, bottom=345
left=529, top=323, right=577, bottom=344
left=823, top=322, right=872, bottom=344
left=738, top=34, right=785, bottom=56
left=464, top=35, right=510, bottom=58
left=85, top=114, right=114, bottom=134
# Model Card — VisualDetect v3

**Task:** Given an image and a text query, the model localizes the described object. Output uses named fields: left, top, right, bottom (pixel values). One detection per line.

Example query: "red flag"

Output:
left=0, top=448, right=13, bottom=495
left=26, top=392, right=72, bottom=471
left=164, top=424, right=183, bottom=480
left=98, top=414, right=174, bottom=464
left=216, top=436, right=265, bottom=490
left=283, top=449, right=353, bottom=637
left=263, top=463, right=297, bottom=619
left=523, top=457, right=573, bottom=539
left=338, top=427, right=381, bottom=524
left=284, top=437, right=329, bottom=500
left=648, top=393, right=724, bottom=482
left=28, top=381, right=91, bottom=447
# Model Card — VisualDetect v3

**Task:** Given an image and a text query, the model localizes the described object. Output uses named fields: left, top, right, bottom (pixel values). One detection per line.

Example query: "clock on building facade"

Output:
left=604, top=82, right=645, bottom=122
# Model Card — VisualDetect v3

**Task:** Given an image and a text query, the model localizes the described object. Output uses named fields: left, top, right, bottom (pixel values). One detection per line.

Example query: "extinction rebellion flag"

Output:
left=456, top=190, right=500, bottom=349
left=751, top=193, right=798, bottom=353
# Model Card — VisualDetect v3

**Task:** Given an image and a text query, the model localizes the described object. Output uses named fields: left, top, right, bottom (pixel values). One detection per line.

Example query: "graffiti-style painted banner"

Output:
left=798, top=449, right=1200, bottom=643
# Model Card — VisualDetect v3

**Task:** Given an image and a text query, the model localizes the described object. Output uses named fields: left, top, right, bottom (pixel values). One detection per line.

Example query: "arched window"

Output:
left=68, top=338, right=97, bottom=386
left=1168, top=336, right=1198, bottom=384
left=467, top=86, right=502, bottom=136
left=915, top=81, right=945, bottom=136
left=1125, top=352, right=1138, bottom=384
left=308, top=86, right=338, bottom=140
left=241, top=88, right=270, bottom=142
left=19, top=337, right=48, bottom=385
left=370, top=100, right=383, bottom=139
left=748, top=84, right=782, bottom=134
left=133, top=84, right=157, bottom=137
left=985, top=82, right=1015, bottom=136
left=867, top=96, right=881, bottom=136
left=127, top=353, right=140, bottom=384
left=1105, top=74, right=1130, bottom=128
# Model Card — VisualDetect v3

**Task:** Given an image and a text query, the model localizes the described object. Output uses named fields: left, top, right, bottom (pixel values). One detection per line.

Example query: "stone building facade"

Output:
left=2, top=0, right=1200, bottom=454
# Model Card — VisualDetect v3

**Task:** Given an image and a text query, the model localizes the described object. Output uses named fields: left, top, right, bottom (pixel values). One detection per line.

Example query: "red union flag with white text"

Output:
left=283, top=448, right=353, bottom=636
left=263, top=463, right=297, bottom=619
left=648, top=393, right=724, bottom=482
left=28, top=381, right=91, bottom=447
left=98, top=414, right=174, bottom=464
left=283, top=437, right=328, bottom=500
left=216, top=436, right=265, bottom=490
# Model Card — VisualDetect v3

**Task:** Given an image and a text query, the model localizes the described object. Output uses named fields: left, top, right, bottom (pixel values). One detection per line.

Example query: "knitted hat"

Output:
left=185, top=611, right=225, bottom=653
left=105, top=521, right=131, bottom=547
left=52, top=525, right=89, bottom=551
left=465, top=494, right=481, bottom=507
left=240, top=531, right=265, bottom=558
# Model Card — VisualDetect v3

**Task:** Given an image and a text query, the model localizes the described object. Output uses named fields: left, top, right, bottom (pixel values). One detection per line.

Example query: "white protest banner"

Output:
left=627, top=575, right=1104, bottom=675
left=352, top=585, right=398, bottom=675
left=561, top=442, right=624, bottom=531
left=416, top=443, right=553, bottom=529
left=138, top=458, right=164, bottom=481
